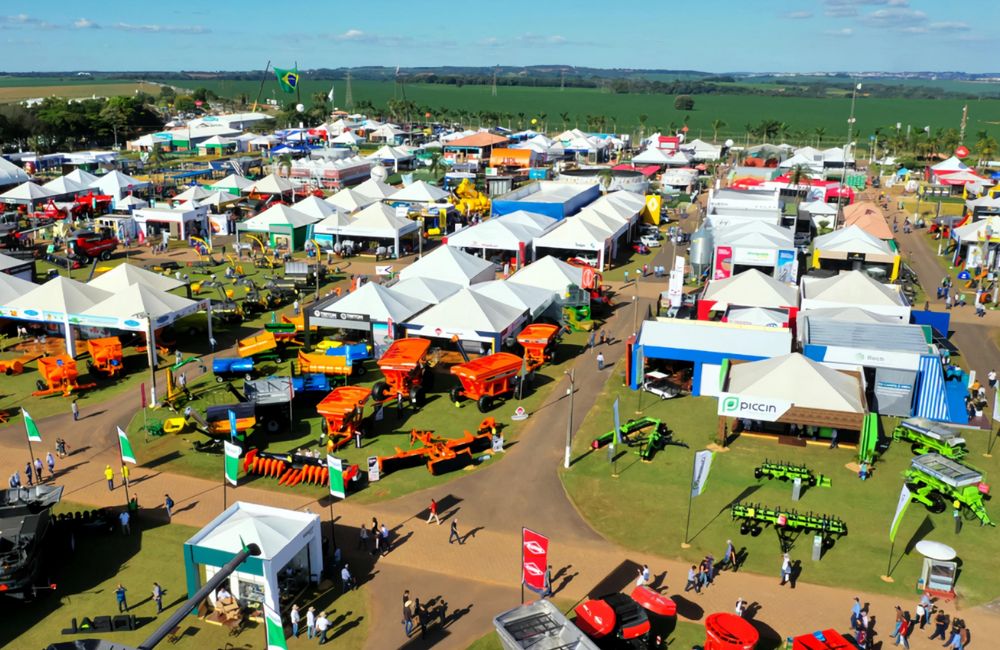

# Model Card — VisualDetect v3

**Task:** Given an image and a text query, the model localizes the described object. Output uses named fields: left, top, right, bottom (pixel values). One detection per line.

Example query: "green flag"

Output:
left=327, top=455, right=345, bottom=499
left=224, top=440, right=241, bottom=486
left=264, top=603, right=288, bottom=650
left=274, top=67, right=299, bottom=94
left=22, top=409, right=41, bottom=443
left=889, top=484, right=912, bottom=543
left=117, top=426, right=136, bottom=464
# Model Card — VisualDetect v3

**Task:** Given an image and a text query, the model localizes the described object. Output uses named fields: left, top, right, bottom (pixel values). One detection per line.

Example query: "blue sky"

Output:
left=0, top=0, right=996, bottom=73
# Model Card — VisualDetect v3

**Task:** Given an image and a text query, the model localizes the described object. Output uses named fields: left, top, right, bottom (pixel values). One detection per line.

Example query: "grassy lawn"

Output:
left=127, top=328, right=593, bottom=505
left=561, top=363, right=1000, bottom=607
left=1, top=501, right=368, bottom=650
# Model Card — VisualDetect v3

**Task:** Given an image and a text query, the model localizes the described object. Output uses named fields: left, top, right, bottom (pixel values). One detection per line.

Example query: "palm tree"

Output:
left=276, top=153, right=293, bottom=177
left=813, top=127, right=826, bottom=148
left=537, top=112, right=548, bottom=133
left=516, top=112, right=526, bottom=130
left=559, top=112, right=571, bottom=130
left=427, top=152, right=445, bottom=179
left=711, top=119, right=726, bottom=143
left=638, top=113, right=649, bottom=140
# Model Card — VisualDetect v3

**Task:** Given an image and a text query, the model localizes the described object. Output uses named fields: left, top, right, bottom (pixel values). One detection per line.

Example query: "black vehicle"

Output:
left=0, top=485, right=63, bottom=599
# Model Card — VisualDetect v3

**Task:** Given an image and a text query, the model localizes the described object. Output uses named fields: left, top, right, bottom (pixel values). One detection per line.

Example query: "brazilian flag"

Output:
left=275, top=67, right=299, bottom=94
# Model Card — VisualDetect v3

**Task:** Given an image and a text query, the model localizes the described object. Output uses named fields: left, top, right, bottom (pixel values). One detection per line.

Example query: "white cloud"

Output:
left=0, top=13, right=57, bottom=29
left=824, top=27, right=855, bottom=36
left=860, top=7, right=927, bottom=27
left=112, top=22, right=209, bottom=34
left=73, top=18, right=98, bottom=29
left=336, top=29, right=367, bottom=41
left=784, top=11, right=813, bottom=19
left=481, top=33, right=586, bottom=48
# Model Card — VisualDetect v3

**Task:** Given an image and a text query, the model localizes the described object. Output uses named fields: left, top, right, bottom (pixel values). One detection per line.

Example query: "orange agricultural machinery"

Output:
left=295, top=350, right=364, bottom=377
left=32, top=355, right=96, bottom=397
left=371, top=338, right=435, bottom=407
left=377, top=418, right=496, bottom=476
left=317, top=386, right=372, bottom=449
left=515, top=323, right=561, bottom=371
left=243, top=448, right=360, bottom=490
left=85, top=336, right=124, bottom=377
left=281, top=313, right=317, bottom=332
left=449, top=352, right=526, bottom=412
left=0, top=351, right=41, bottom=375
left=237, top=331, right=280, bottom=359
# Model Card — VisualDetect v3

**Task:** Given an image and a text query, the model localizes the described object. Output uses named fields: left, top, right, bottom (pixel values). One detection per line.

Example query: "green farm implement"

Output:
left=754, top=460, right=831, bottom=488
left=731, top=502, right=848, bottom=552
left=591, top=417, right=687, bottom=461
left=905, top=453, right=993, bottom=526
left=893, top=418, right=968, bottom=460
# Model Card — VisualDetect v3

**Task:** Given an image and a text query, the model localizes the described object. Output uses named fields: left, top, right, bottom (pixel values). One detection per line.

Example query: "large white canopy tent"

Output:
left=508, top=255, right=584, bottom=299
left=0, top=181, right=57, bottom=206
left=88, top=262, right=187, bottom=293
left=445, top=212, right=556, bottom=265
left=173, top=185, right=215, bottom=204
left=42, top=176, right=87, bottom=197
left=311, top=282, right=430, bottom=343
left=325, top=188, right=377, bottom=213
left=210, top=174, right=255, bottom=195
left=533, top=217, right=613, bottom=268
left=247, top=173, right=294, bottom=195
left=335, top=202, right=419, bottom=257
left=403, top=288, right=528, bottom=352
left=0, top=271, right=35, bottom=304
left=242, top=204, right=319, bottom=231
left=184, top=502, right=322, bottom=617
left=471, top=280, right=555, bottom=320
left=391, top=180, right=450, bottom=204
left=292, top=195, right=342, bottom=221
left=0, top=157, right=30, bottom=188
left=800, top=271, right=909, bottom=320
left=701, top=268, right=799, bottom=311
left=354, top=178, right=397, bottom=200
left=65, top=168, right=99, bottom=187
left=389, top=277, right=462, bottom=304
left=90, top=170, right=149, bottom=202
left=398, top=244, right=496, bottom=286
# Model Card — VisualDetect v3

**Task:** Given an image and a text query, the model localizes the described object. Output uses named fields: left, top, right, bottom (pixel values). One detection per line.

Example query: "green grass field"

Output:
left=561, top=360, right=1000, bottom=607
left=1, top=501, right=368, bottom=650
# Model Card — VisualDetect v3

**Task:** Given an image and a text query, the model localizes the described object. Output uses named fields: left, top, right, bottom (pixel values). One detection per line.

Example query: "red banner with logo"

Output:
left=522, top=528, right=549, bottom=592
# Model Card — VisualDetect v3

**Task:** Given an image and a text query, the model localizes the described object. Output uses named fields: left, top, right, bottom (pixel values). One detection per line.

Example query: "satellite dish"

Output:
left=724, top=139, right=734, bottom=148
left=370, top=165, right=388, bottom=182
left=915, top=540, right=956, bottom=561
left=296, top=103, right=305, bottom=113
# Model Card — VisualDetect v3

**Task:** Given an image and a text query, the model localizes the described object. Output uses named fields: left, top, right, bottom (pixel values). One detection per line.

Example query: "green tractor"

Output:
left=893, top=418, right=968, bottom=460
left=754, top=460, right=831, bottom=488
left=905, top=453, right=994, bottom=526
left=731, top=501, right=847, bottom=552
left=591, top=417, right=687, bottom=461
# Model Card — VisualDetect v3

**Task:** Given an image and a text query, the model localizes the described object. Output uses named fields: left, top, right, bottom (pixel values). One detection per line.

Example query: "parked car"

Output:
left=568, top=254, right=599, bottom=268
left=642, top=371, right=682, bottom=399
left=639, top=235, right=662, bottom=248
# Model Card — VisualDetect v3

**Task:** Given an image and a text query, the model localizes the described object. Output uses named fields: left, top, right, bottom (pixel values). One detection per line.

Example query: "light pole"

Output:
left=563, top=369, right=575, bottom=469
left=837, top=82, right=862, bottom=227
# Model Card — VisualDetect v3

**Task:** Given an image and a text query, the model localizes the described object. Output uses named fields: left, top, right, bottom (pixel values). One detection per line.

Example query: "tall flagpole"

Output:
left=251, top=60, right=272, bottom=113
left=117, top=433, right=131, bottom=506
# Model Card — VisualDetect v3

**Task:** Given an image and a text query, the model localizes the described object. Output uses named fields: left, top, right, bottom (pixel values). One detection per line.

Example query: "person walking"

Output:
left=543, top=565, right=554, bottom=597
left=890, top=605, right=904, bottom=640
left=829, top=429, right=839, bottom=449
left=721, top=539, right=736, bottom=572
left=953, top=500, right=963, bottom=535
left=850, top=597, right=862, bottom=630
left=914, top=602, right=926, bottom=630
left=449, top=518, right=463, bottom=544
left=684, top=565, right=700, bottom=593
left=989, top=368, right=997, bottom=389
left=121, top=464, right=130, bottom=489
left=735, top=597, right=746, bottom=618
left=56, top=438, right=67, bottom=458
left=358, top=523, right=369, bottom=551
left=175, top=350, right=183, bottom=366
left=373, top=523, right=381, bottom=556
left=306, top=606, right=316, bottom=639
left=341, top=564, right=355, bottom=591
left=71, top=399, right=79, bottom=422
left=895, top=612, right=911, bottom=648
left=779, top=553, right=792, bottom=586
left=24, top=461, right=33, bottom=487
left=119, top=510, right=131, bottom=535
left=164, top=494, right=175, bottom=520
left=415, top=597, right=428, bottom=638
left=402, top=595, right=415, bottom=637
left=105, top=465, right=114, bottom=491
left=46, top=451, right=55, bottom=477
left=315, top=611, right=330, bottom=644
left=115, top=584, right=128, bottom=612
left=945, top=293, right=952, bottom=310
left=152, top=582, right=164, bottom=614
left=380, top=523, right=390, bottom=555
left=8, top=471, right=20, bottom=489
left=290, top=604, right=300, bottom=637
left=636, top=564, right=650, bottom=587
left=596, top=351, right=605, bottom=371
left=33, top=458, right=43, bottom=483
left=427, top=498, right=440, bottom=525
left=929, top=610, right=949, bottom=641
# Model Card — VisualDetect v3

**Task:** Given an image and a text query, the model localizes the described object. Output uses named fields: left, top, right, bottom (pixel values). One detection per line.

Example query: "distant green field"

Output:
left=0, top=75, right=141, bottom=87
left=157, top=78, right=1000, bottom=142
left=745, top=74, right=1000, bottom=97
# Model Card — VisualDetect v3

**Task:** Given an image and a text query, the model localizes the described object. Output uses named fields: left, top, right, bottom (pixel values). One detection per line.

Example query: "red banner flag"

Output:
left=522, top=528, right=549, bottom=593
left=140, top=383, right=147, bottom=409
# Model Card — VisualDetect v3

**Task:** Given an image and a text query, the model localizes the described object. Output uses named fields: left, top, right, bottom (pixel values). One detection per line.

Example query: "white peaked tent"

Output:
left=88, top=262, right=187, bottom=293
left=247, top=174, right=293, bottom=195
left=725, top=353, right=865, bottom=415
left=184, top=502, right=322, bottom=617
left=702, top=269, right=798, bottom=309
left=90, top=170, right=149, bottom=201
left=495, top=210, right=559, bottom=233
left=197, top=191, right=238, bottom=209
left=0, top=181, right=57, bottom=204
left=404, top=288, right=528, bottom=350
left=65, top=168, right=100, bottom=187
left=812, top=225, right=893, bottom=256
left=173, top=185, right=214, bottom=203
left=331, top=131, right=365, bottom=146
left=0, top=157, right=30, bottom=187
left=391, top=180, right=450, bottom=203
left=1, top=276, right=113, bottom=355
left=210, top=174, right=255, bottom=195
left=313, top=210, right=355, bottom=241
left=389, top=277, right=462, bottom=304
left=725, top=306, right=788, bottom=327
left=323, top=282, right=429, bottom=323
left=472, top=280, right=555, bottom=319
left=242, top=204, right=319, bottom=231
left=398, top=245, right=496, bottom=286
left=931, top=156, right=969, bottom=174
left=325, top=188, right=377, bottom=213
left=293, top=195, right=340, bottom=221
left=366, top=145, right=413, bottom=171
left=116, top=194, right=149, bottom=210
left=508, top=256, right=584, bottom=298
left=354, top=178, right=397, bottom=200
left=797, top=306, right=898, bottom=325
left=800, top=271, right=909, bottom=319
left=534, top=218, right=613, bottom=268
left=42, top=176, right=87, bottom=196
left=0, top=272, right=35, bottom=304
left=337, top=203, right=418, bottom=255
left=446, top=218, right=545, bottom=263
left=84, top=283, right=201, bottom=324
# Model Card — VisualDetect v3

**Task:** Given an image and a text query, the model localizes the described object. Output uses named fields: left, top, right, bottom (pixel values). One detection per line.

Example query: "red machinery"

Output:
left=316, top=386, right=372, bottom=449
left=67, top=228, right=118, bottom=263
left=377, top=418, right=495, bottom=476
left=704, top=612, right=759, bottom=650
left=32, top=355, right=96, bottom=397
left=371, top=338, right=434, bottom=407
left=449, top=352, right=525, bottom=412
left=243, top=448, right=359, bottom=490
left=566, top=259, right=612, bottom=306
left=574, top=593, right=650, bottom=645
left=515, top=324, right=560, bottom=371
left=630, top=586, right=677, bottom=645
left=86, top=337, right=124, bottom=378
left=792, top=629, right=853, bottom=650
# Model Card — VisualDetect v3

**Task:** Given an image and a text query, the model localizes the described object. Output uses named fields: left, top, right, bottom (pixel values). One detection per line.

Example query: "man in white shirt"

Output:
left=315, top=611, right=330, bottom=644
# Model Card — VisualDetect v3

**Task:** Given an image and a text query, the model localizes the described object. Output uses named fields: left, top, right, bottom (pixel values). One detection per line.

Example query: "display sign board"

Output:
left=732, top=247, right=776, bottom=266
left=521, top=528, right=550, bottom=593
left=367, top=456, right=381, bottom=482
left=717, top=392, right=792, bottom=422
left=821, top=346, right=920, bottom=371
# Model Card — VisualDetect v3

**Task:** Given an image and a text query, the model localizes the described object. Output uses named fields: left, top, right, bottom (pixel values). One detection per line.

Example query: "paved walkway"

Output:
left=7, top=238, right=1000, bottom=649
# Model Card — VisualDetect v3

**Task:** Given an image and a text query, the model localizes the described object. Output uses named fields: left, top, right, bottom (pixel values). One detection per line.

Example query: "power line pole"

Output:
left=492, top=67, right=498, bottom=98
left=344, top=71, right=353, bottom=109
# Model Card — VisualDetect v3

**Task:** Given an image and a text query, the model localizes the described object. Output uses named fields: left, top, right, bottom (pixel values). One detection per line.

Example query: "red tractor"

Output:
left=68, top=228, right=118, bottom=263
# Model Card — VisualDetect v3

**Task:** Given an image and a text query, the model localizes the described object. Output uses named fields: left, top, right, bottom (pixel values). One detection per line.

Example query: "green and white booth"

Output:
left=184, top=502, right=323, bottom=618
